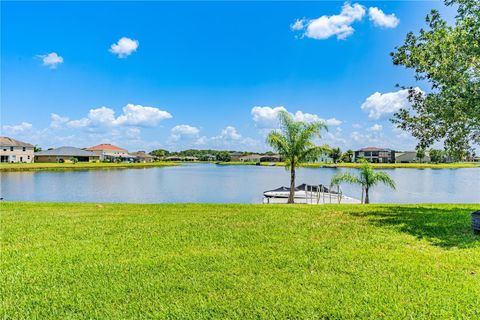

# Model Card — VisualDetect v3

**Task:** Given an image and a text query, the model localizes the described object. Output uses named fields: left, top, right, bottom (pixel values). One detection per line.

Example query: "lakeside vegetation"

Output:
left=0, top=161, right=176, bottom=172
left=1, top=202, right=479, bottom=319
left=217, top=161, right=480, bottom=169
left=1, top=161, right=477, bottom=172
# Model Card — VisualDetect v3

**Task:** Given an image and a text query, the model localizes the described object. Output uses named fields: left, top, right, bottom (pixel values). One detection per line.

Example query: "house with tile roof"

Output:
left=84, top=144, right=130, bottom=161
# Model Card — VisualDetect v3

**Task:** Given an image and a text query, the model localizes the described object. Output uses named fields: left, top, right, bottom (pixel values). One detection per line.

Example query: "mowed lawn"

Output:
left=1, top=203, right=479, bottom=319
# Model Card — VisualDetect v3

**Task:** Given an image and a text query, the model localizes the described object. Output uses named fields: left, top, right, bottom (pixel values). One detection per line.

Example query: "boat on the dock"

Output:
left=263, top=183, right=360, bottom=204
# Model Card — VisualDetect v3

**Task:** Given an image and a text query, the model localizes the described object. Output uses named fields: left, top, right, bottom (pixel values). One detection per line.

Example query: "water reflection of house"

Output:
left=0, top=137, right=35, bottom=163
left=35, top=146, right=99, bottom=162
left=129, top=151, right=155, bottom=163
left=84, top=144, right=130, bottom=162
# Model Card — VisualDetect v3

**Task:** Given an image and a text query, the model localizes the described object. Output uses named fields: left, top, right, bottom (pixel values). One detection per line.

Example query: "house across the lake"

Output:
left=84, top=144, right=130, bottom=161
left=238, top=154, right=282, bottom=163
left=395, top=151, right=431, bottom=163
left=229, top=152, right=243, bottom=161
left=129, top=151, right=156, bottom=163
left=34, top=146, right=100, bottom=163
left=354, top=147, right=396, bottom=163
left=0, top=137, right=35, bottom=163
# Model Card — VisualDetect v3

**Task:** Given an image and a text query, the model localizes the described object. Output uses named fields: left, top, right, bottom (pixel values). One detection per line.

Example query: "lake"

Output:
left=1, top=163, right=479, bottom=204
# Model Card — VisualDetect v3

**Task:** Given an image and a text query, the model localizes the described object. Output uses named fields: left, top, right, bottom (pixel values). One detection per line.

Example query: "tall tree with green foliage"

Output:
left=341, top=149, right=354, bottom=163
left=416, top=148, right=426, bottom=163
left=331, top=160, right=396, bottom=204
left=267, top=111, right=328, bottom=203
left=329, top=147, right=342, bottom=163
left=391, top=0, right=479, bottom=158
left=429, top=149, right=444, bottom=163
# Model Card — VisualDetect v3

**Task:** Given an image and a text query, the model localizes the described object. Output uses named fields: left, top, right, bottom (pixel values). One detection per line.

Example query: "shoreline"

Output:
left=0, top=161, right=177, bottom=172
left=1, top=160, right=479, bottom=172
left=216, top=161, right=480, bottom=169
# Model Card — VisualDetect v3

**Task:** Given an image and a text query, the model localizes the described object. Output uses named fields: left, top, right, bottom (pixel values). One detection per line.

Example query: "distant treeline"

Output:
left=149, top=149, right=277, bottom=162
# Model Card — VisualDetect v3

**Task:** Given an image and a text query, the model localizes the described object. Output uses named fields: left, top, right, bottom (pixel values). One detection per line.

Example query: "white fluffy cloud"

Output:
left=367, top=124, right=383, bottom=132
left=167, top=125, right=259, bottom=149
left=115, top=104, right=172, bottom=126
left=170, top=124, right=200, bottom=141
left=251, top=106, right=287, bottom=128
left=251, top=106, right=342, bottom=128
left=361, top=88, right=422, bottom=120
left=213, top=126, right=242, bottom=141
left=65, top=104, right=172, bottom=128
left=38, top=52, right=64, bottom=68
left=210, top=126, right=259, bottom=148
left=368, top=7, right=400, bottom=28
left=109, top=37, right=139, bottom=58
left=293, top=111, right=342, bottom=126
left=293, top=3, right=366, bottom=40
left=1, top=122, right=33, bottom=135
left=291, top=19, right=306, bottom=31
left=49, top=114, right=69, bottom=129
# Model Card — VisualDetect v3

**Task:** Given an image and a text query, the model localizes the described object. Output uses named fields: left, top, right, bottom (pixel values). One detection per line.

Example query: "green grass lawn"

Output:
left=1, top=203, right=479, bottom=319
left=218, top=161, right=480, bottom=169
left=0, top=161, right=176, bottom=172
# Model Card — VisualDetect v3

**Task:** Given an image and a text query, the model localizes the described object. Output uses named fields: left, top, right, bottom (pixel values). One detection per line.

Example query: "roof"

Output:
left=35, top=146, right=99, bottom=157
left=85, top=144, right=127, bottom=152
left=0, top=137, right=34, bottom=148
left=130, top=151, right=154, bottom=158
left=357, top=147, right=394, bottom=152
left=239, top=154, right=261, bottom=159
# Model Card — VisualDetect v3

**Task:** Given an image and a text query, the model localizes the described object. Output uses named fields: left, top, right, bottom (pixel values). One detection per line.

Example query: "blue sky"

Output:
left=1, top=1, right=456, bottom=152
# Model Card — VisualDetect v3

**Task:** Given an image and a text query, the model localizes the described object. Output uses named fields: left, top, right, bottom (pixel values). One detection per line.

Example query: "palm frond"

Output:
left=372, top=172, right=397, bottom=190
left=330, top=172, right=362, bottom=186
left=266, top=131, right=288, bottom=155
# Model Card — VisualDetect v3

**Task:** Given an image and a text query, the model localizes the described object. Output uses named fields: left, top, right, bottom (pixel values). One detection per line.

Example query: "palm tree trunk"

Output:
left=365, top=187, right=370, bottom=204
left=288, top=165, right=295, bottom=204
left=361, top=187, right=364, bottom=204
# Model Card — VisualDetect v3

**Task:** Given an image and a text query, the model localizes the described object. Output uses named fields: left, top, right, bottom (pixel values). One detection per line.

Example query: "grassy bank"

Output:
left=218, top=161, right=480, bottom=169
left=1, top=203, right=479, bottom=319
left=0, top=161, right=177, bottom=172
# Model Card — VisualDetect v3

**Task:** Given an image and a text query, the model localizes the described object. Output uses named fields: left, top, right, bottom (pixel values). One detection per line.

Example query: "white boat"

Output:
left=263, top=183, right=361, bottom=204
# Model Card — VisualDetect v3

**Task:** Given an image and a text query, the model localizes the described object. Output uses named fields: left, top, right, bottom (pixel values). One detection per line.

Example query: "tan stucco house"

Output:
left=0, top=137, right=35, bottom=163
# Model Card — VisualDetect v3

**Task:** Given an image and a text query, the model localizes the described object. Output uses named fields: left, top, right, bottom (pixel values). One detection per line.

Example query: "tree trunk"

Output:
left=365, top=187, right=370, bottom=204
left=361, top=187, right=364, bottom=204
left=288, top=164, right=295, bottom=204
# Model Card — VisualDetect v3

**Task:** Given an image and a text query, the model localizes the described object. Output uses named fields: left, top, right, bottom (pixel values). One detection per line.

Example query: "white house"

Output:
left=0, top=137, right=35, bottom=163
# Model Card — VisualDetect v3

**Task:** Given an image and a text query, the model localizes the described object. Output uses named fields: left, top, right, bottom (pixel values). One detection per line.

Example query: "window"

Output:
left=27, top=155, right=30, bottom=159
left=10, top=147, right=14, bottom=151
left=3, top=149, right=6, bottom=151
left=23, top=147, right=26, bottom=151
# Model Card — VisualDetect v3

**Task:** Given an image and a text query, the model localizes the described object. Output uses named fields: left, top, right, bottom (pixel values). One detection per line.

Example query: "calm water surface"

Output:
left=1, top=163, right=479, bottom=204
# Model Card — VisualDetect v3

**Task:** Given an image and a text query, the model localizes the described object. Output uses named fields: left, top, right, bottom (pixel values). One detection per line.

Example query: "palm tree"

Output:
left=266, top=111, right=329, bottom=204
left=329, top=147, right=342, bottom=163
left=330, top=160, right=396, bottom=204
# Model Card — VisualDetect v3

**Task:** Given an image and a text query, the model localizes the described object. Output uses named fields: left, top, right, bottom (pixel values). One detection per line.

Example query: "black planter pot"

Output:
left=472, top=211, right=480, bottom=235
